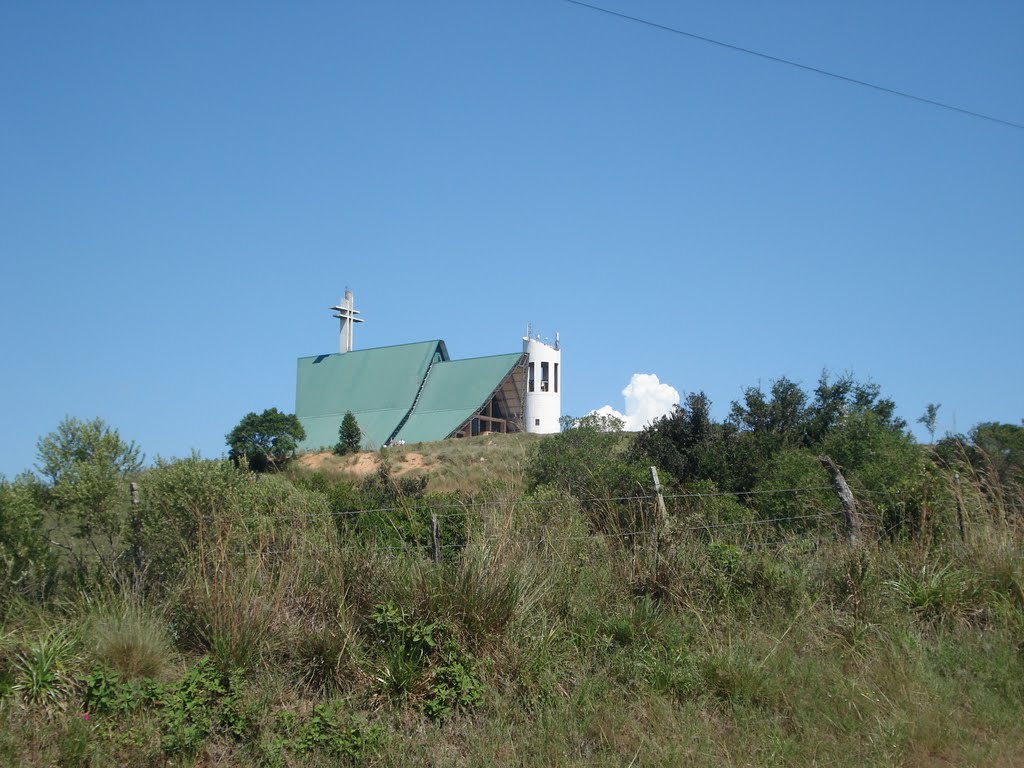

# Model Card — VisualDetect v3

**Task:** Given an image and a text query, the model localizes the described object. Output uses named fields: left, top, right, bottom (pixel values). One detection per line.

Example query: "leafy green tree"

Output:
left=226, top=408, right=306, bottom=472
left=37, top=416, right=143, bottom=486
left=335, top=412, right=362, bottom=455
left=632, top=392, right=736, bottom=491
left=634, top=373, right=911, bottom=497
left=0, top=474, right=58, bottom=608
left=35, top=417, right=144, bottom=583
left=917, top=403, right=941, bottom=444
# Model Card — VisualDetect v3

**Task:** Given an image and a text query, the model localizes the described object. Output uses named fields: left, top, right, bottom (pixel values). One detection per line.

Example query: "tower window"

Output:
left=541, top=362, right=549, bottom=392
left=528, top=362, right=535, bottom=392
left=554, top=363, right=559, bottom=393
left=535, top=418, right=540, bottom=426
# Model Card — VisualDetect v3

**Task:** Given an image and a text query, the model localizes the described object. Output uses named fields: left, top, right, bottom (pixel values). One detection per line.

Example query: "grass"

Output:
left=86, top=598, right=175, bottom=681
left=2, top=439, right=1023, bottom=766
left=293, top=432, right=543, bottom=495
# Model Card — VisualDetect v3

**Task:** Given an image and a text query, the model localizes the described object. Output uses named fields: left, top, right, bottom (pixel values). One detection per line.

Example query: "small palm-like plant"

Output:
left=885, top=563, right=973, bottom=625
left=12, top=630, right=79, bottom=711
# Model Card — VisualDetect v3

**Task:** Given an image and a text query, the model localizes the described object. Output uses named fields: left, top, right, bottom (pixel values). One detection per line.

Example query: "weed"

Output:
left=158, top=656, right=228, bottom=755
left=423, top=640, right=484, bottom=722
left=87, top=598, right=173, bottom=680
left=11, top=629, right=79, bottom=711
left=885, top=562, right=973, bottom=626
left=370, top=602, right=435, bottom=698
left=295, top=702, right=382, bottom=759
left=83, top=664, right=146, bottom=715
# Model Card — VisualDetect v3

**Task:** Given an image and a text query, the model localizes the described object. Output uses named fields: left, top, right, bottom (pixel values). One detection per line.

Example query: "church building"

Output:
left=295, top=291, right=561, bottom=452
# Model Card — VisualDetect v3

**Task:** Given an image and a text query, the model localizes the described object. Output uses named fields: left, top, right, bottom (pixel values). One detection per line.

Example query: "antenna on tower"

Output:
left=330, top=289, right=365, bottom=353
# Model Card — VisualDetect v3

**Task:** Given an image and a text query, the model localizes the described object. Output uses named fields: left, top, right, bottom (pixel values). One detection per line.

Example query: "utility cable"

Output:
left=560, top=0, right=1024, bottom=132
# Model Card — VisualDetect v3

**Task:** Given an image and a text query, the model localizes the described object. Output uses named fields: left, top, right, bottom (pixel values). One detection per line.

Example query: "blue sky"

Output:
left=2, top=1, right=1022, bottom=476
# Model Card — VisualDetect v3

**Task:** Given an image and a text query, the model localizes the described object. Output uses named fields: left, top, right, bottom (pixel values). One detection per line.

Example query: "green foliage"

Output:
left=135, top=455, right=247, bottom=589
left=822, top=411, right=931, bottom=537
left=749, top=448, right=833, bottom=529
left=0, top=475, right=58, bottom=608
left=335, top=411, right=363, bottom=455
left=36, top=416, right=143, bottom=487
left=35, top=417, right=143, bottom=585
left=528, top=413, right=649, bottom=531
left=87, top=599, right=173, bottom=680
left=321, top=462, right=468, bottom=556
left=918, top=403, right=941, bottom=443
left=371, top=601, right=436, bottom=697
left=295, top=703, right=381, bottom=759
left=423, top=640, right=483, bottom=722
left=226, top=407, right=306, bottom=472
left=369, top=601, right=482, bottom=721
left=444, top=542, right=536, bottom=641
left=82, top=664, right=157, bottom=715
left=11, top=630, right=80, bottom=711
left=633, top=392, right=736, bottom=492
left=158, top=656, right=230, bottom=755
left=5, top=414, right=1024, bottom=765
left=885, top=562, right=974, bottom=626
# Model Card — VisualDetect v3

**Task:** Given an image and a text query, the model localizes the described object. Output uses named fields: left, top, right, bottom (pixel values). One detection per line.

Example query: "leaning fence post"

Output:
left=816, top=455, right=859, bottom=545
left=130, top=481, right=144, bottom=587
left=430, top=512, right=441, bottom=564
left=650, top=466, right=668, bottom=552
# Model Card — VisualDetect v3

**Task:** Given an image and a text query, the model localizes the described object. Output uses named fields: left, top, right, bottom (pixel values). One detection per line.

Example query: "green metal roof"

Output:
left=394, top=353, right=525, bottom=444
left=295, top=340, right=447, bottom=451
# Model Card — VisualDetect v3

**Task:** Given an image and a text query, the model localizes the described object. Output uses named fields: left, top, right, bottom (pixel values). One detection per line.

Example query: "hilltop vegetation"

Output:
left=1, top=375, right=1022, bottom=767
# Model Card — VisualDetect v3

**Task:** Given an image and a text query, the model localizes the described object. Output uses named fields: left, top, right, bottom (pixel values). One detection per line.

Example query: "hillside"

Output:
left=293, top=433, right=544, bottom=494
left=2, top=412, right=1023, bottom=767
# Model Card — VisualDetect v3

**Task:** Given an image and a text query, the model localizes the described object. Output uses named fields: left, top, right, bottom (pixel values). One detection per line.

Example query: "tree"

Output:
left=35, top=417, right=144, bottom=581
left=0, top=474, right=58, bottom=606
left=917, top=403, right=941, bottom=444
left=37, top=416, right=143, bottom=487
left=226, top=408, right=306, bottom=472
left=632, top=392, right=735, bottom=490
left=335, top=411, right=362, bottom=455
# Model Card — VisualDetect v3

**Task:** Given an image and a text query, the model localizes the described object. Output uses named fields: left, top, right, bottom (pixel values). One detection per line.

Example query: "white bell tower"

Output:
left=523, top=325, right=561, bottom=434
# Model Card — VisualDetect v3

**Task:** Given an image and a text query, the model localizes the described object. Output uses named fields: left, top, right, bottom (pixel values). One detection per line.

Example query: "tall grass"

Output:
left=1, top=445, right=1022, bottom=766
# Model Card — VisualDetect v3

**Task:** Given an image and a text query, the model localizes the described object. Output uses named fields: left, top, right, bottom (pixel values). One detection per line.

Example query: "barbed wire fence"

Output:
left=46, top=462, right=915, bottom=576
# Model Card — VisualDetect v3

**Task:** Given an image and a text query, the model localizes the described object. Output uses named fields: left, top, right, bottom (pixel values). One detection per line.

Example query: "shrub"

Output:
left=11, top=629, right=80, bottom=711
left=87, top=598, right=174, bottom=681
left=749, top=448, right=834, bottom=531
left=294, top=702, right=382, bottom=759
left=528, top=415, right=650, bottom=533
left=0, top=476, right=58, bottom=609
left=885, top=562, right=974, bottom=626
left=367, top=601, right=483, bottom=720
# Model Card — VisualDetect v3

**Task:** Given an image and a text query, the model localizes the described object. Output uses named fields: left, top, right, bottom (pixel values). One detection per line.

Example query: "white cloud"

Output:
left=591, top=373, right=680, bottom=431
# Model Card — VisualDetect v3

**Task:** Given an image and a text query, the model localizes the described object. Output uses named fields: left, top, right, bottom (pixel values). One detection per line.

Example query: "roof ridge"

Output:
left=297, top=339, right=444, bottom=360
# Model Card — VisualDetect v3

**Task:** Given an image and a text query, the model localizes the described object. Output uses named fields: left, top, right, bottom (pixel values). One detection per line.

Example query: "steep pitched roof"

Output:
left=394, top=353, right=526, bottom=444
left=295, top=340, right=447, bottom=450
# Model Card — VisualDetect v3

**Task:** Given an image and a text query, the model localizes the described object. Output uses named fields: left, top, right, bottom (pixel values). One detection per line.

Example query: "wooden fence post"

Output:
left=129, top=481, right=143, bottom=587
left=430, top=512, right=441, bottom=564
left=816, top=455, right=859, bottom=545
left=650, top=466, right=668, bottom=552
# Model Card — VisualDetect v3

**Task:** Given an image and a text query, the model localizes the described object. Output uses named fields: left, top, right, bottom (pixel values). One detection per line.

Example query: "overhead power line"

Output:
left=560, top=0, right=1024, bottom=132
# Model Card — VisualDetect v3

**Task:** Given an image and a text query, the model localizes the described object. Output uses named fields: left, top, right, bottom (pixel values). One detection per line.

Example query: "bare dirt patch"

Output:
left=348, top=452, right=380, bottom=476
left=395, top=452, right=426, bottom=474
left=296, top=452, right=336, bottom=472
